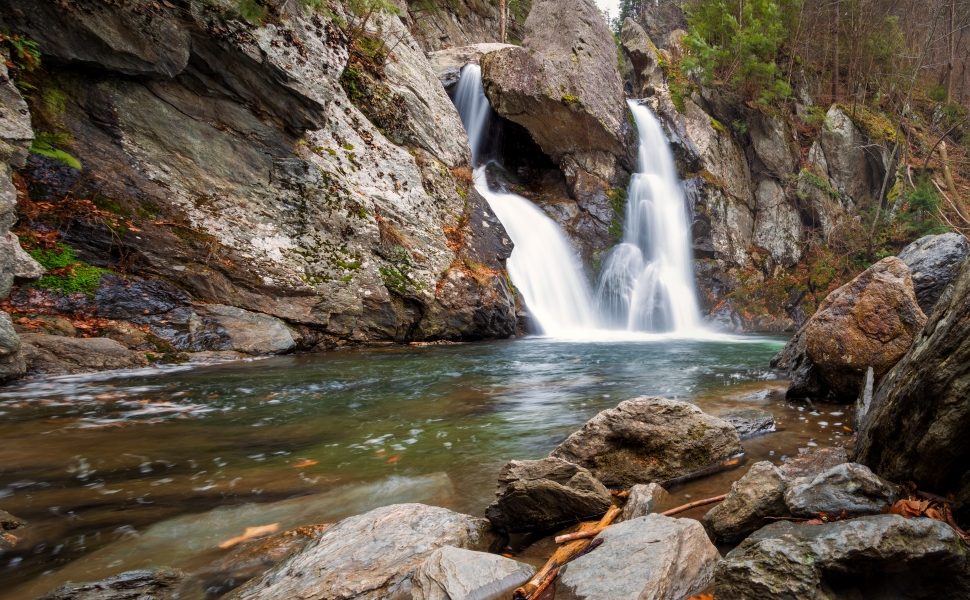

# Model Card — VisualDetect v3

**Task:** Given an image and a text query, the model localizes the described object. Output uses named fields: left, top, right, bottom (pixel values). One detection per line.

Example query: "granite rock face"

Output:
left=551, top=397, right=742, bottom=488
left=0, top=0, right=517, bottom=363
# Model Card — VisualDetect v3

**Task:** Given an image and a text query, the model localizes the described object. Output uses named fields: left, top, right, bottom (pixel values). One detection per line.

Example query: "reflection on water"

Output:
left=0, top=335, right=851, bottom=597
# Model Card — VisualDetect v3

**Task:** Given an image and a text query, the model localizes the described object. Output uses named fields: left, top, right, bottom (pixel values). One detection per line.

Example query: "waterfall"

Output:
left=595, top=101, right=702, bottom=333
left=453, top=65, right=596, bottom=336
left=450, top=66, right=702, bottom=337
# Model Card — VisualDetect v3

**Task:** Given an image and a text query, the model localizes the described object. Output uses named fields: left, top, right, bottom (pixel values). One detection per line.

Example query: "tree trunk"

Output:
left=832, top=0, right=840, bottom=102
left=500, top=0, right=508, bottom=43
left=947, top=0, right=956, bottom=103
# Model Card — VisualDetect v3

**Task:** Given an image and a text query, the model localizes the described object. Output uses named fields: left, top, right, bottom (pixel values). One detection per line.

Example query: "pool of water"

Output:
left=0, top=335, right=854, bottom=598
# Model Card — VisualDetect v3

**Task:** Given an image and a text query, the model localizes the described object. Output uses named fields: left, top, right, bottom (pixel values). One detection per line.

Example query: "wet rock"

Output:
left=411, top=546, right=534, bottom=600
left=185, top=524, right=330, bottom=598
left=232, top=503, right=496, bottom=600
left=0, top=507, right=25, bottom=550
left=0, top=311, right=25, bottom=381
left=485, top=457, right=613, bottom=533
left=784, top=463, right=900, bottom=518
left=897, top=232, right=970, bottom=313
left=621, top=18, right=663, bottom=96
left=855, top=258, right=970, bottom=520
left=752, top=178, right=803, bottom=267
left=551, top=397, right=743, bottom=488
left=153, top=305, right=296, bottom=355
left=94, top=277, right=191, bottom=320
left=38, top=569, right=186, bottom=600
left=776, top=257, right=926, bottom=400
left=21, top=333, right=148, bottom=375
left=770, top=328, right=827, bottom=399
left=777, top=447, right=849, bottom=480
left=621, top=483, right=668, bottom=521
left=703, top=461, right=788, bottom=544
left=558, top=514, right=719, bottom=600
left=719, top=407, right=775, bottom=440
left=715, top=515, right=970, bottom=599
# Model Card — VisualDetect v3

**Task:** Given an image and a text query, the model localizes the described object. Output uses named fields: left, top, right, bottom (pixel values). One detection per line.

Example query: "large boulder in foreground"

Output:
left=703, top=461, right=788, bottom=545
left=485, top=457, right=613, bottom=533
left=775, top=257, right=926, bottom=400
left=558, top=515, right=719, bottom=600
left=856, top=257, right=970, bottom=519
left=716, top=515, right=970, bottom=598
left=411, top=546, right=534, bottom=600
left=551, top=397, right=742, bottom=488
left=232, top=504, right=494, bottom=600
left=897, top=232, right=970, bottom=313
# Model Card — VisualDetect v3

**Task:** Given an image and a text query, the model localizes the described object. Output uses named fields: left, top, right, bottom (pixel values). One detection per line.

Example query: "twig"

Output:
left=553, top=494, right=728, bottom=544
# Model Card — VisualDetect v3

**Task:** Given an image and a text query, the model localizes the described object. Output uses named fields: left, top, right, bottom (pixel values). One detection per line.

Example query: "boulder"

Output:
left=485, top=457, right=613, bottom=533
left=783, top=463, right=900, bottom=518
left=752, top=178, right=803, bottom=267
left=551, top=397, right=743, bottom=488
left=776, top=257, right=926, bottom=400
left=21, top=334, right=149, bottom=375
left=411, top=546, right=534, bottom=600
left=770, top=327, right=827, bottom=399
left=621, top=483, right=668, bottom=521
left=897, top=232, right=970, bottom=313
left=38, top=569, right=186, bottom=600
left=703, top=461, right=788, bottom=545
left=855, top=258, right=970, bottom=519
left=704, top=449, right=851, bottom=544
left=557, top=514, right=719, bottom=600
left=0, top=311, right=25, bottom=380
left=621, top=18, right=663, bottom=96
left=719, top=407, right=775, bottom=440
left=232, top=504, right=495, bottom=600
left=716, top=515, right=970, bottom=598
left=153, top=304, right=296, bottom=355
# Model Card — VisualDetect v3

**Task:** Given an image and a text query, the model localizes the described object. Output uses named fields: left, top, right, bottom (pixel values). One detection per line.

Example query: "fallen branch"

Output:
left=513, top=505, right=622, bottom=600
left=553, top=494, right=728, bottom=544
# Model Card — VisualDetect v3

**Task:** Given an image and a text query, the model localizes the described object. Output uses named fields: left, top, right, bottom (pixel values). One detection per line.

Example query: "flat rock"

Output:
left=485, top=457, right=613, bottom=533
left=21, top=334, right=148, bottom=375
left=897, top=232, right=970, bottom=314
left=558, top=514, right=719, bottom=600
left=621, top=483, right=668, bottom=521
left=232, top=503, right=495, bottom=600
left=154, top=304, right=296, bottom=355
left=784, top=463, right=900, bottom=517
left=38, top=569, right=185, bottom=600
left=719, top=407, right=775, bottom=440
left=411, top=546, right=534, bottom=600
left=551, top=397, right=742, bottom=488
left=716, top=515, right=970, bottom=598
left=777, top=447, right=848, bottom=480
left=703, top=461, right=787, bottom=544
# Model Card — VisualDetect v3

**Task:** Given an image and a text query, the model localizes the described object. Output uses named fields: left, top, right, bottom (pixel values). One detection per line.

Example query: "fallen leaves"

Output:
left=219, top=523, right=281, bottom=549
left=888, top=496, right=970, bottom=541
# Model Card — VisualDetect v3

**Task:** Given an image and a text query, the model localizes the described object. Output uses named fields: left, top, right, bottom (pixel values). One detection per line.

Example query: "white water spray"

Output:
left=595, top=101, right=702, bottom=333
left=451, top=66, right=703, bottom=336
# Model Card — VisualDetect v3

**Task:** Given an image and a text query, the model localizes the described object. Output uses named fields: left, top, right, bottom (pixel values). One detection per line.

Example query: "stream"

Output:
left=0, top=335, right=853, bottom=598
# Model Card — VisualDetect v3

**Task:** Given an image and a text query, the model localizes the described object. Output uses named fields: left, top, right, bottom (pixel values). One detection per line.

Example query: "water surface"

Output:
left=0, top=335, right=851, bottom=597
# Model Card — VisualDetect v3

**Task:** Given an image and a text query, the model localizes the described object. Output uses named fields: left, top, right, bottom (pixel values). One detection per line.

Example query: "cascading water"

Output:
left=454, top=65, right=597, bottom=335
left=595, top=101, right=703, bottom=333
left=451, top=66, right=703, bottom=336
